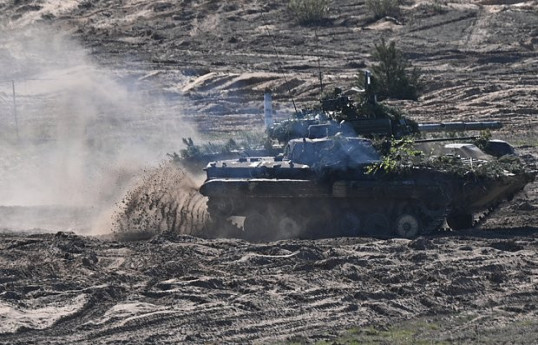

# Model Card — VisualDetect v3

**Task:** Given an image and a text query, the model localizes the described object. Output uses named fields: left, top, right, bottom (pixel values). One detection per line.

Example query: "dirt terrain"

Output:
left=1, top=230, right=538, bottom=344
left=1, top=0, right=538, bottom=343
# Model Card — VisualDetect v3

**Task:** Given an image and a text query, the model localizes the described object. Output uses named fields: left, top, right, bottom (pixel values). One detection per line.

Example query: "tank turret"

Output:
left=267, top=75, right=503, bottom=141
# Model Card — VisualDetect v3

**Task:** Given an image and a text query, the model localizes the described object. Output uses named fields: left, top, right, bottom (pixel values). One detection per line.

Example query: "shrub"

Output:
left=366, top=0, right=401, bottom=19
left=358, top=38, right=423, bottom=101
left=288, top=0, right=330, bottom=25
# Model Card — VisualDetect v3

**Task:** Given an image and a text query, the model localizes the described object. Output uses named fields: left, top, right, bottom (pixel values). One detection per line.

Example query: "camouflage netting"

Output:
left=367, top=138, right=535, bottom=182
left=267, top=87, right=420, bottom=143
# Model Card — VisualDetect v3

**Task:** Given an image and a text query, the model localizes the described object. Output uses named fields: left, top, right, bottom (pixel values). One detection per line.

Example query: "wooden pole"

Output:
left=12, top=80, right=19, bottom=141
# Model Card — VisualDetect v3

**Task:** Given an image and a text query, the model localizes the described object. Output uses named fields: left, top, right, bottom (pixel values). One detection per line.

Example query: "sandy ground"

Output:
left=1, top=0, right=538, bottom=343
left=1, top=229, right=538, bottom=344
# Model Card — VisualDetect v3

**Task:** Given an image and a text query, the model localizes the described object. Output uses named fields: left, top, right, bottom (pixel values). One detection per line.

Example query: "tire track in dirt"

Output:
left=409, top=11, right=478, bottom=34
left=2, top=233, right=538, bottom=344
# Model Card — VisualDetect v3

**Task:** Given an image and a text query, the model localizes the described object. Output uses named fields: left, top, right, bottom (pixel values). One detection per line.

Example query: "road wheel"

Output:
left=339, top=212, right=361, bottom=237
left=364, top=213, right=390, bottom=237
left=278, top=216, right=304, bottom=239
left=395, top=213, right=421, bottom=239
left=446, top=213, right=473, bottom=231
left=243, top=211, right=270, bottom=241
left=207, top=198, right=235, bottom=218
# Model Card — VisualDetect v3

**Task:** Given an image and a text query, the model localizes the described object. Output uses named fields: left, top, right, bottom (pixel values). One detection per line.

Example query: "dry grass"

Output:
left=288, top=0, right=331, bottom=25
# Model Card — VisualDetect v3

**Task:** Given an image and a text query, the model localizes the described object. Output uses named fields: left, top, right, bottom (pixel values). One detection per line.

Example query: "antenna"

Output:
left=313, top=28, right=323, bottom=98
left=258, top=6, right=298, bottom=116
left=364, top=70, right=377, bottom=105
left=12, top=80, right=20, bottom=142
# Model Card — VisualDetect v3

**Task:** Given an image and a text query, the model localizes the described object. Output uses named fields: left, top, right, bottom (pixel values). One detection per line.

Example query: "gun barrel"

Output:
left=415, top=136, right=476, bottom=143
left=418, top=121, right=502, bottom=132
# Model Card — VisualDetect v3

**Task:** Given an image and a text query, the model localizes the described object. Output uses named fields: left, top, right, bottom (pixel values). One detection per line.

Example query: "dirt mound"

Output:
left=112, top=162, right=208, bottom=240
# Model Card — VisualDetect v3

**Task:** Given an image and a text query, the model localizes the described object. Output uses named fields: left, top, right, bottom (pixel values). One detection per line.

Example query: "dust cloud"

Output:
left=0, top=25, right=199, bottom=235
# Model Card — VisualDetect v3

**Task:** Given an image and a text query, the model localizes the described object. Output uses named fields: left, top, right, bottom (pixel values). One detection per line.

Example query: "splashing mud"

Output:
left=112, top=162, right=209, bottom=240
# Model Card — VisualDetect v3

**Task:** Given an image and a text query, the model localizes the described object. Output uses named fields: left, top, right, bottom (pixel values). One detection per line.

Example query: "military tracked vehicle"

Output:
left=267, top=86, right=505, bottom=149
left=199, top=74, right=533, bottom=240
left=199, top=136, right=535, bottom=241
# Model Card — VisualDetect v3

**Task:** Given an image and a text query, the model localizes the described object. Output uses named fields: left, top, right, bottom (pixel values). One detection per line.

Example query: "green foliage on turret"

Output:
left=367, top=137, right=529, bottom=181
left=169, top=133, right=273, bottom=163
left=320, top=87, right=419, bottom=138
left=473, top=130, right=492, bottom=151
left=366, top=137, right=423, bottom=175
left=268, top=40, right=424, bottom=143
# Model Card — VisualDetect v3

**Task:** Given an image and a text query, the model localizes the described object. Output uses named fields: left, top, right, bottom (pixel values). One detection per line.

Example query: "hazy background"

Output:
left=0, top=25, right=198, bottom=233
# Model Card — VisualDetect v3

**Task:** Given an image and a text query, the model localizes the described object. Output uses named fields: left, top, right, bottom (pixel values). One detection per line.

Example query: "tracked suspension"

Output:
left=473, top=201, right=503, bottom=228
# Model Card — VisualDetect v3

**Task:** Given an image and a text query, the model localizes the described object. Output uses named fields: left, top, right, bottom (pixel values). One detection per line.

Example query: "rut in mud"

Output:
left=1, top=231, right=538, bottom=344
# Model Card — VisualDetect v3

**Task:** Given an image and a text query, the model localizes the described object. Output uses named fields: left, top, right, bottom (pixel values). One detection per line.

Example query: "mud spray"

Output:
left=0, top=25, right=208, bottom=237
left=112, top=163, right=208, bottom=240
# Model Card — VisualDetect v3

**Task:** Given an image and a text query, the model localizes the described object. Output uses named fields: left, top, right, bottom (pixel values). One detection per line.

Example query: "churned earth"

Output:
left=0, top=0, right=537, bottom=344
left=1, top=229, right=538, bottom=344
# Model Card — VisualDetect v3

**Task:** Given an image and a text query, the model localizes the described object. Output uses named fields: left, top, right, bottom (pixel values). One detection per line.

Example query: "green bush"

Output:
left=288, top=0, right=330, bottom=25
left=366, top=0, right=401, bottom=19
left=358, top=38, right=423, bottom=101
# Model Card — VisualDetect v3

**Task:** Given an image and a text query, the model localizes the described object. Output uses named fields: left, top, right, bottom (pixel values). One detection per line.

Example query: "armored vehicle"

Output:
left=199, top=136, right=535, bottom=241
left=267, top=86, right=504, bottom=143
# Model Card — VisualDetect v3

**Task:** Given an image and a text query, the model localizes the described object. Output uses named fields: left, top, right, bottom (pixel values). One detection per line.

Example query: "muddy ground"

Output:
left=1, top=0, right=538, bottom=343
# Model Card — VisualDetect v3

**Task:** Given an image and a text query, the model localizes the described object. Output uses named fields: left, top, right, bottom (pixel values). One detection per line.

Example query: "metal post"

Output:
left=264, top=90, right=273, bottom=129
left=12, top=80, right=19, bottom=141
